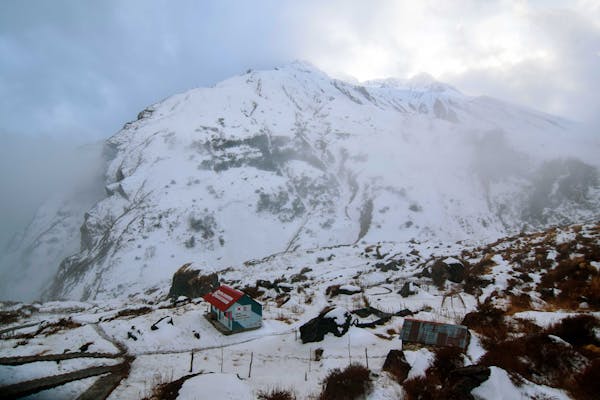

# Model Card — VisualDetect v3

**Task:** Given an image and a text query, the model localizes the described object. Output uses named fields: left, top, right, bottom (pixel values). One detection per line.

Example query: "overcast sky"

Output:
left=0, top=0, right=599, bottom=248
left=1, top=0, right=599, bottom=141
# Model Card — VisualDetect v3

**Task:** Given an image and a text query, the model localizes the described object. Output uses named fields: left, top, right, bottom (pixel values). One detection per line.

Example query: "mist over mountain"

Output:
left=0, top=62, right=598, bottom=302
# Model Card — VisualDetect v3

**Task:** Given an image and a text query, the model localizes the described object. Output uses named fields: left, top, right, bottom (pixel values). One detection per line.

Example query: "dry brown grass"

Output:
left=319, top=364, right=372, bottom=400
left=257, top=388, right=297, bottom=400
left=506, top=293, right=532, bottom=315
left=480, top=333, right=584, bottom=388
left=402, top=347, right=466, bottom=400
left=461, top=300, right=508, bottom=346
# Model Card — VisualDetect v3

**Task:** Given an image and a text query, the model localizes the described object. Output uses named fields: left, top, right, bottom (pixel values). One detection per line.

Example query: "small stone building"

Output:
left=400, top=318, right=470, bottom=350
left=203, top=285, right=262, bottom=333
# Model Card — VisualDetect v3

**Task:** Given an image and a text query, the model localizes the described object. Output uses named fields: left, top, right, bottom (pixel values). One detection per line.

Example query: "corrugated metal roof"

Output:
left=204, top=285, right=244, bottom=312
left=400, top=318, right=470, bottom=350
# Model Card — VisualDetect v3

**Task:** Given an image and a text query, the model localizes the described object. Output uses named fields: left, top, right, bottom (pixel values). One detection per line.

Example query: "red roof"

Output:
left=203, top=285, right=244, bottom=312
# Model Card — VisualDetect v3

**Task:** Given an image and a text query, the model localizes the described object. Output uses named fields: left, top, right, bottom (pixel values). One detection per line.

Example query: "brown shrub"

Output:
left=242, top=285, right=264, bottom=299
left=36, top=317, right=82, bottom=337
left=0, top=310, right=20, bottom=325
left=402, top=376, right=439, bottom=400
left=507, top=293, right=532, bottom=315
left=402, top=374, right=464, bottom=400
left=463, top=263, right=494, bottom=295
left=143, top=373, right=198, bottom=400
left=480, top=333, right=584, bottom=388
left=113, top=306, right=153, bottom=319
left=257, top=388, right=296, bottom=400
left=431, top=346, right=464, bottom=381
left=325, top=285, right=340, bottom=297
left=462, top=301, right=507, bottom=346
left=569, top=358, right=600, bottom=400
left=430, top=261, right=447, bottom=289
left=546, top=315, right=600, bottom=347
left=319, top=364, right=371, bottom=400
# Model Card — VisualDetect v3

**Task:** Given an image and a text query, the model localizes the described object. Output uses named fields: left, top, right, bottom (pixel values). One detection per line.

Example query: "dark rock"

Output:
left=449, top=365, right=491, bottom=398
left=355, top=315, right=391, bottom=328
left=430, top=258, right=466, bottom=286
left=290, top=273, right=308, bottom=283
left=314, top=348, right=324, bottom=361
left=168, top=263, right=218, bottom=299
left=300, top=307, right=352, bottom=343
left=338, top=285, right=362, bottom=295
left=394, top=309, right=414, bottom=317
left=256, top=279, right=275, bottom=290
left=275, top=293, right=291, bottom=307
left=327, top=284, right=361, bottom=297
left=325, top=285, right=341, bottom=297
left=377, top=259, right=404, bottom=272
left=78, top=342, right=93, bottom=352
left=382, top=350, right=411, bottom=382
left=277, top=284, right=293, bottom=293
left=399, top=282, right=417, bottom=298
left=445, top=259, right=466, bottom=283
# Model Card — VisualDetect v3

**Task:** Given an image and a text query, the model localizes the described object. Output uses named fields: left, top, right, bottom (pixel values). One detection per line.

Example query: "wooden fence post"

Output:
left=189, top=350, right=194, bottom=373
left=220, top=347, right=224, bottom=373
left=248, top=352, right=253, bottom=378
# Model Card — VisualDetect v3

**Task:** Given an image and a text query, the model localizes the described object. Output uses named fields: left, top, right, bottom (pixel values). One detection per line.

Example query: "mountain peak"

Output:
left=278, top=60, right=326, bottom=75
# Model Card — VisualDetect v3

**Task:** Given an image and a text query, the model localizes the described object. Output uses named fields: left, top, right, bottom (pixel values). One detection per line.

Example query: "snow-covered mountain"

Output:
left=1, top=61, right=598, bottom=302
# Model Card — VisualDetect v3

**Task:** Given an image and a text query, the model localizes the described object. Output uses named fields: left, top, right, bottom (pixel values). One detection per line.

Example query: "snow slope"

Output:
left=1, top=222, right=598, bottom=399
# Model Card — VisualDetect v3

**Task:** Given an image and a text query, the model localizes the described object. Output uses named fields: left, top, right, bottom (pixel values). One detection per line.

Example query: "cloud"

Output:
left=1, top=0, right=598, bottom=141
left=292, top=0, right=600, bottom=122
left=0, top=0, right=297, bottom=139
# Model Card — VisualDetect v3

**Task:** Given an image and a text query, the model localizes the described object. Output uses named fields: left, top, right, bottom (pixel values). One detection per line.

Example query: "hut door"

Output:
left=437, top=332, right=448, bottom=346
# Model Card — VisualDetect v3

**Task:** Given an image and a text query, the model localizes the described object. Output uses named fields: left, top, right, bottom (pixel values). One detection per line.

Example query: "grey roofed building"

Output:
left=400, top=318, right=470, bottom=350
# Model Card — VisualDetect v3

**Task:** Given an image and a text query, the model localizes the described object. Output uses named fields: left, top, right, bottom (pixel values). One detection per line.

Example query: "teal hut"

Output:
left=204, top=285, right=262, bottom=333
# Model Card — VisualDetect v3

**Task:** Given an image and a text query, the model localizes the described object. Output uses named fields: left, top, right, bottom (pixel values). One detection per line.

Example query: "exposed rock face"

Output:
left=382, top=350, right=411, bottom=382
left=168, top=263, right=218, bottom=299
left=300, top=307, right=352, bottom=343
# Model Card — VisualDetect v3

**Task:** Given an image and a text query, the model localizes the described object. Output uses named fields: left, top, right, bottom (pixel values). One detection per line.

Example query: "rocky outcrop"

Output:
left=430, top=258, right=466, bottom=287
left=382, top=350, right=411, bottom=382
left=300, top=307, right=352, bottom=343
left=168, top=264, right=218, bottom=299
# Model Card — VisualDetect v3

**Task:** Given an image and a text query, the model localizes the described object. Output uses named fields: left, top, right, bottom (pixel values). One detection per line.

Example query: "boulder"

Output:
left=256, top=279, right=275, bottom=290
left=168, top=263, right=218, bottom=299
left=449, top=365, right=491, bottom=398
left=382, top=349, right=411, bottom=382
left=300, top=307, right=352, bottom=343
left=327, top=284, right=362, bottom=297
left=430, top=257, right=466, bottom=286
left=445, top=257, right=466, bottom=283
left=338, top=285, right=362, bottom=295
left=399, top=282, right=417, bottom=297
